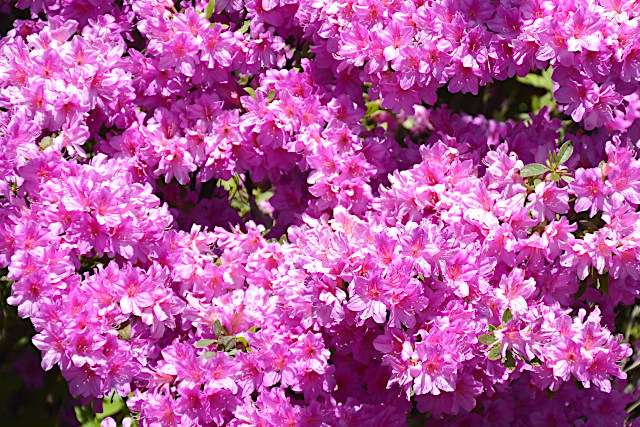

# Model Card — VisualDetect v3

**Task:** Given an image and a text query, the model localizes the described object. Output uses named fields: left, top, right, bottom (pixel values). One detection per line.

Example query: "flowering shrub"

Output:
left=1, top=0, right=640, bottom=425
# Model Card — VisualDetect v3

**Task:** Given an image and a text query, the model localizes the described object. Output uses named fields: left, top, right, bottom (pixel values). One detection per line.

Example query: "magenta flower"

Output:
left=114, top=266, right=156, bottom=316
left=584, top=228, right=618, bottom=274
left=496, top=268, right=536, bottom=315
left=338, top=24, right=371, bottom=68
left=411, top=341, right=457, bottom=396
left=559, top=239, right=592, bottom=281
left=347, top=274, right=390, bottom=324
left=157, top=32, right=200, bottom=76
left=1, top=5, right=638, bottom=426
left=550, top=341, right=589, bottom=382
left=527, top=181, right=570, bottom=221
left=569, top=167, right=609, bottom=217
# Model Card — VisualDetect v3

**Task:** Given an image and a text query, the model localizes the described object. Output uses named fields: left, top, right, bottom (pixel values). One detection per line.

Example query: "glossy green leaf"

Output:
left=224, top=336, right=236, bottom=351
left=96, top=395, right=125, bottom=421
left=365, top=102, right=380, bottom=118
left=478, top=334, right=497, bottom=345
left=504, top=351, right=516, bottom=370
left=117, top=324, right=131, bottom=341
left=236, top=336, right=248, bottom=348
left=557, top=142, right=573, bottom=166
left=239, top=20, right=250, bottom=33
left=195, top=339, right=217, bottom=348
left=38, top=136, right=53, bottom=151
left=529, top=357, right=542, bottom=367
left=597, top=274, right=609, bottom=296
left=520, top=163, right=550, bottom=177
left=516, top=68, right=554, bottom=91
left=243, top=87, right=256, bottom=98
left=488, top=344, right=502, bottom=360
left=204, top=0, right=215, bottom=20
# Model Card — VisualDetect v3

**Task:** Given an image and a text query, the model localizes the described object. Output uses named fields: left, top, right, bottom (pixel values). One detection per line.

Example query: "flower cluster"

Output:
left=298, top=0, right=640, bottom=130
left=1, top=0, right=640, bottom=425
left=291, top=138, right=634, bottom=414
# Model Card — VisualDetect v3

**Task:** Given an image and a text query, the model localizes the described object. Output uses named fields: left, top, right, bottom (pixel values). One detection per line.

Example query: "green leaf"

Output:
left=531, top=92, right=556, bottom=114
left=39, top=136, right=53, bottom=151
left=578, top=219, right=600, bottom=231
left=200, top=351, right=216, bottom=359
left=520, top=163, right=550, bottom=177
left=75, top=406, right=92, bottom=424
left=478, top=334, right=497, bottom=345
left=575, top=280, right=588, bottom=299
left=504, top=351, right=516, bottom=370
left=236, top=336, right=249, bottom=348
left=627, top=399, right=640, bottom=415
left=624, top=357, right=640, bottom=373
left=218, top=175, right=239, bottom=194
left=15, top=336, right=29, bottom=348
left=488, top=344, right=502, bottom=360
left=531, top=95, right=541, bottom=113
left=517, top=68, right=554, bottom=91
left=239, top=20, right=250, bottom=33
left=597, top=274, right=609, bottom=296
left=529, top=356, right=542, bottom=367
left=267, top=89, right=276, bottom=102
left=550, top=172, right=559, bottom=182
left=502, top=308, right=513, bottom=323
left=117, top=324, right=131, bottom=341
left=365, top=101, right=380, bottom=118
left=556, top=142, right=573, bottom=166
left=488, top=324, right=497, bottom=333
left=214, top=319, right=222, bottom=336
left=96, top=395, right=125, bottom=421
left=243, top=87, right=256, bottom=98
left=224, top=336, right=236, bottom=351
left=204, top=0, right=216, bottom=20
left=195, top=339, right=217, bottom=348
left=561, top=175, right=575, bottom=183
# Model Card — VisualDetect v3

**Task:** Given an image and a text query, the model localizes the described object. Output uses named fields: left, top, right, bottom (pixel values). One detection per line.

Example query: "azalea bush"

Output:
left=2, top=0, right=640, bottom=425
